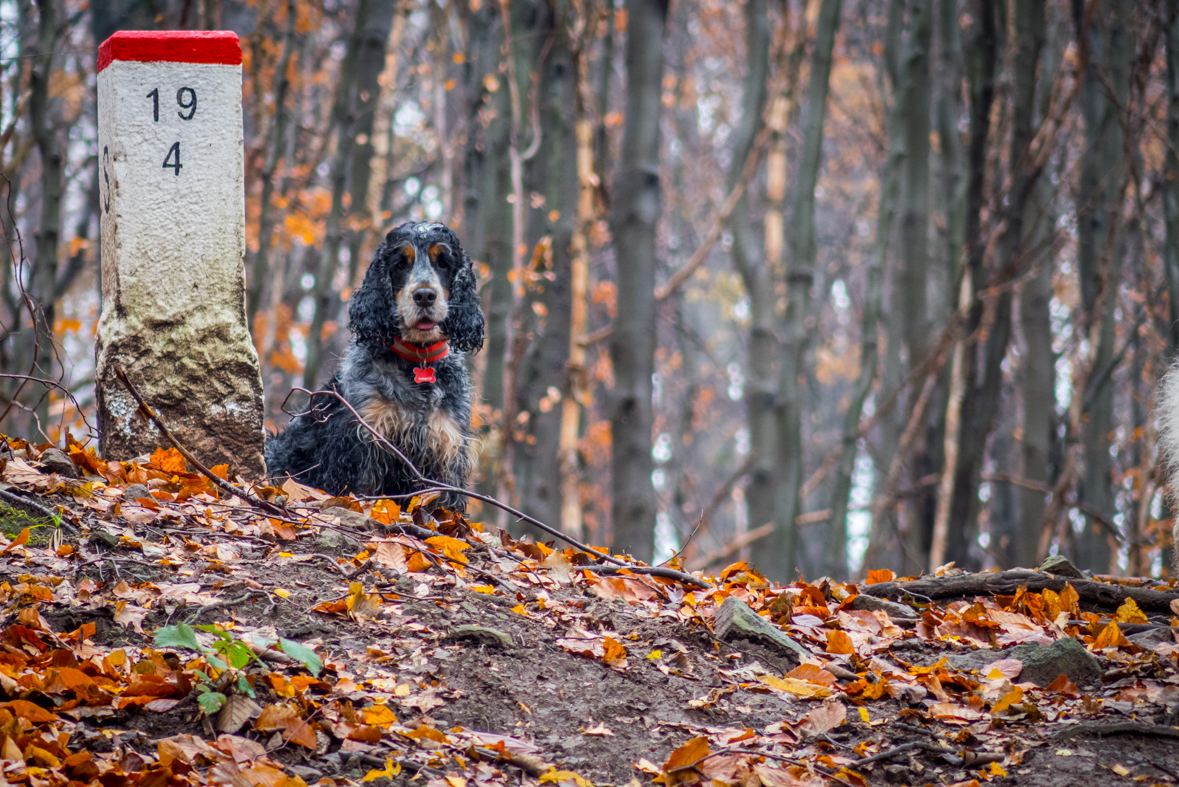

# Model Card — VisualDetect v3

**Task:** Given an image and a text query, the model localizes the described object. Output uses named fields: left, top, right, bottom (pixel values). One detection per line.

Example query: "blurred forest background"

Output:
left=0, top=0, right=1174, bottom=582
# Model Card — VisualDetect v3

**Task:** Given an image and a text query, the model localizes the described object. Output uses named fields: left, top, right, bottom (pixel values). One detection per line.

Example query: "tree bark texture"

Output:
left=514, top=0, right=577, bottom=535
left=609, top=0, right=669, bottom=562
left=771, top=0, right=841, bottom=578
left=1075, top=0, right=1131, bottom=573
left=727, top=0, right=775, bottom=551
left=1166, top=0, right=1179, bottom=358
left=26, top=0, right=62, bottom=433
left=247, top=0, right=297, bottom=326
left=303, top=0, right=371, bottom=389
left=941, top=0, right=998, bottom=570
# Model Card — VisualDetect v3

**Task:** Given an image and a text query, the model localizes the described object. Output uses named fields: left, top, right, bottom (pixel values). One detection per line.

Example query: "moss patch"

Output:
left=0, top=502, right=56, bottom=545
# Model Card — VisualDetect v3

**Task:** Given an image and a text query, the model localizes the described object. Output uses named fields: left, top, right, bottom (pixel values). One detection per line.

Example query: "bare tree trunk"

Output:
left=1016, top=9, right=1063, bottom=569
left=609, top=0, right=669, bottom=561
left=771, top=0, right=841, bottom=577
left=559, top=119, right=595, bottom=539
left=247, top=0, right=296, bottom=326
left=25, top=0, right=61, bottom=435
left=940, top=0, right=998, bottom=569
left=863, top=0, right=907, bottom=574
left=514, top=0, right=577, bottom=534
left=1075, top=0, right=1131, bottom=573
left=1167, top=0, right=1179, bottom=358
left=727, top=0, right=775, bottom=554
left=345, top=0, right=399, bottom=287
left=303, top=0, right=371, bottom=389
left=895, top=0, right=933, bottom=563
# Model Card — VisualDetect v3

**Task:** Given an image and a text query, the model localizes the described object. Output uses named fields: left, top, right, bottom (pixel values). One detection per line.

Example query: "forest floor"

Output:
left=3, top=438, right=1179, bottom=787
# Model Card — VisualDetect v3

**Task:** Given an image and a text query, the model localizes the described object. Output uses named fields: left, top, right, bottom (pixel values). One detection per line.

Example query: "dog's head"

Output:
left=348, top=221, right=485, bottom=354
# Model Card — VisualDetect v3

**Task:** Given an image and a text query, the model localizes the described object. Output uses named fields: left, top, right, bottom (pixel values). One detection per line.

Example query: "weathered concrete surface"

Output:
left=95, top=34, right=264, bottom=478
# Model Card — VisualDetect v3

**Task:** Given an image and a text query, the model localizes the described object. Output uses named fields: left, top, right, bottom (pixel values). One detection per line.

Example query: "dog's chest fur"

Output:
left=358, top=393, right=466, bottom=470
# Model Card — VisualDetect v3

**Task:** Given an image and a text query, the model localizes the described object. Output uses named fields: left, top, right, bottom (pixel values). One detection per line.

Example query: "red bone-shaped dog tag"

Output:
left=413, top=367, right=436, bottom=384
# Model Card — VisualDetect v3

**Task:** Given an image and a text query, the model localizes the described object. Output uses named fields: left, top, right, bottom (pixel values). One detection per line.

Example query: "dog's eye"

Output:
left=392, top=245, right=415, bottom=269
left=428, top=244, right=454, bottom=269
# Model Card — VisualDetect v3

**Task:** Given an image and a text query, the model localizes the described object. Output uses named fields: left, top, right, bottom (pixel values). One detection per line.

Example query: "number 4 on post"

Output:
left=163, top=142, right=181, bottom=175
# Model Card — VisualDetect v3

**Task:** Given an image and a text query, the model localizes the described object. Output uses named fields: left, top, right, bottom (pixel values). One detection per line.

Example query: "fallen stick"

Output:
left=859, top=568, right=1179, bottom=613
left=115, top=368, right=286, bottom=518
left=287, top=387, right=712, bottom=590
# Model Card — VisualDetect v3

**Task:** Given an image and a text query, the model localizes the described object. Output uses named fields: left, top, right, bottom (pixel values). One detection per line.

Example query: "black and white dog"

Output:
left=266, top=222, right=484, bottom=509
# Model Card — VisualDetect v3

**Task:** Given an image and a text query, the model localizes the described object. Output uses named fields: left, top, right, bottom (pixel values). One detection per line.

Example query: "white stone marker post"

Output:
left=95, top=31, right=265, bottom=478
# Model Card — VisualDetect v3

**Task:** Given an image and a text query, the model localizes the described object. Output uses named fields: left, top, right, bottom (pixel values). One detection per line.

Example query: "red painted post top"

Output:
left=98, top=31, right=241, bottom=73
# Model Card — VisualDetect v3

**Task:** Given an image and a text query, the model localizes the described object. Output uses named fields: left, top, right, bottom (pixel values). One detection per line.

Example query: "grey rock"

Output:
left=1129, top=627, right=1175, bottom=649
left=287, top=765, right=325, bottom=780
left=316, top=527, right=361, bottom=552
left=318, top=506, right=382, bottom=532
left=37, top=448, right=77, bottom=479
left=122, top=484, right=152, bottom=504
left=450, top=624, right=514, bottom=649
left=1040, top=555, right=1085, bottom=578
left=950, top=638, right=1101, bottom=687
left=712, top=596, right=812, bottom=658
left=1010, top=637, right=1101, bottom=687
left=849, top=593, right=919, bottom=620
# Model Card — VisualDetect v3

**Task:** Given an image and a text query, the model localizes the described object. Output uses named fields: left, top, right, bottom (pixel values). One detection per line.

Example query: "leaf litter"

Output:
left=1, top=437, right=1179, bottom=785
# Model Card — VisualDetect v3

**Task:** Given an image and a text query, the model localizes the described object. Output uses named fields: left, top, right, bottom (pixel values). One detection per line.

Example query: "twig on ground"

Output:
left=115, top=368, right=286, bottom=518
left=185, top=589, right=271, bottom=624
left=288, top=387, right=711, bottom=590
left=852, top=741, right=936, bottom=767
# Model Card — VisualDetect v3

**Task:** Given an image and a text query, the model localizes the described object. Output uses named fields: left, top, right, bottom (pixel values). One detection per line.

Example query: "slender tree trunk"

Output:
left=864, top=0, right=907, bottom=574
left=771, top=0, right=841, bottom=577
left=1167, top=0, right=1179, bottom=359
left=247, top=0, right=297, bottom=326
left=895, top=0, right=934, bottom=564
left=945, top=0, right=1044, bottom=570
left=594, top=0, right=614, bottom=195
left=345, top=0, right=398, bottom=287
left=727, top=0, right=775, bottom=552
left=559, top=119, right=594, bottom=539
left=1075, top=0, right=1131, bottom=573
left=303, top=0, right=371, bottom=389
left=514, top=0, right=577, bottom=534
left=841, top=33, right=909, bottom=576
left=26, top=0, right=61, bottom=434
left=609, top=0, right=669, bottom=561
left=1017, top=10, right=1062, bottom=569
left=938, top=0, right=998, bottom=569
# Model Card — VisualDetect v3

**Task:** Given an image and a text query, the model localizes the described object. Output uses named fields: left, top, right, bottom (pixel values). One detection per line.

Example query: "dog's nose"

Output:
left=413, top=288, right=437, bottom=308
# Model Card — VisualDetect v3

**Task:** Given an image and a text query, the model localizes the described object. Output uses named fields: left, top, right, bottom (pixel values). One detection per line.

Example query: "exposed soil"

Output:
left=3, top=442, right=1179, bottom=787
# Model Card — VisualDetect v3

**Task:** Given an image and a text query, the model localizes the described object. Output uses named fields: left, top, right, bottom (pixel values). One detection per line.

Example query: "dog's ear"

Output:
left=441, top=246, right=484, bottom=354
left=348, top=237, right=401, bottom=348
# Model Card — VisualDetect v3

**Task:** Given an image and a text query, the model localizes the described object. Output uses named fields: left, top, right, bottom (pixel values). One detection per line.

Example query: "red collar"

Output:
left=389, top=337, right=450, bottom=365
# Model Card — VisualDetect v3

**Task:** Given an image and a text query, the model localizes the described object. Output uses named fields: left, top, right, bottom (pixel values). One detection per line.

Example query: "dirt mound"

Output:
left=3, top=438, right=1179, bottom=787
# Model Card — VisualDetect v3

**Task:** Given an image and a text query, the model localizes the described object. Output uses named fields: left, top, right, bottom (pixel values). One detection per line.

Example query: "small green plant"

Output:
left=153, top=623, right=323, bottom=715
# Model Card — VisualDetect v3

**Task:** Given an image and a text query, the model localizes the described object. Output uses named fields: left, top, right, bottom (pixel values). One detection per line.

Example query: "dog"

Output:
left=265, top=221, right=484, bottom=510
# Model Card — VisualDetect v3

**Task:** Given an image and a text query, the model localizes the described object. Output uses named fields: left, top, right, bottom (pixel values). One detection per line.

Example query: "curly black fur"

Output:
left=265, top=222, right=484, bottom=509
